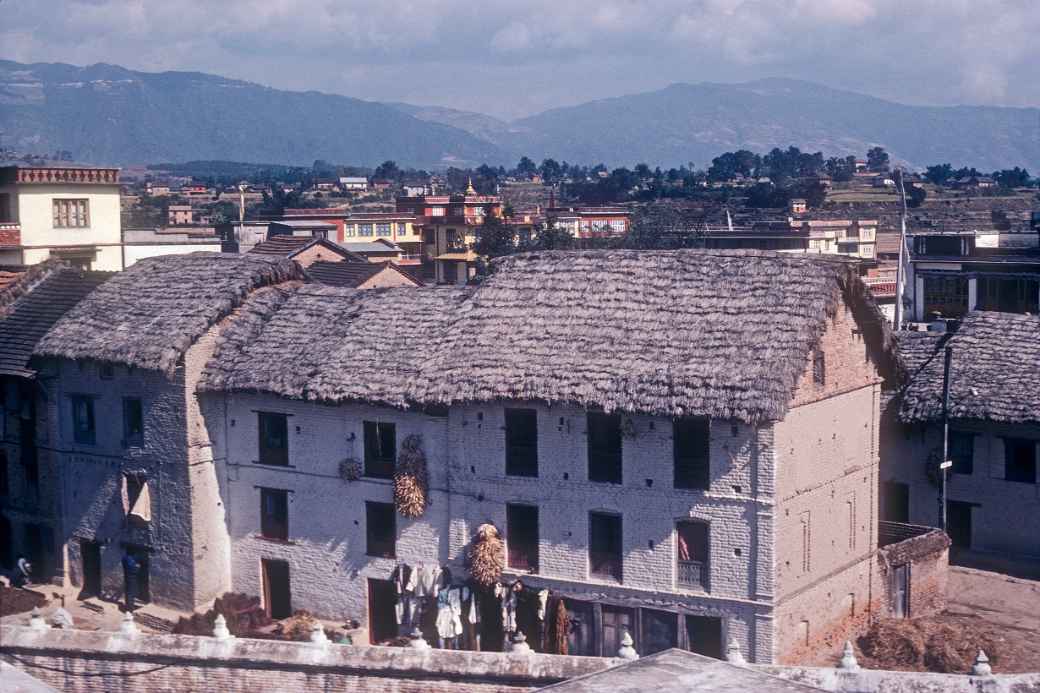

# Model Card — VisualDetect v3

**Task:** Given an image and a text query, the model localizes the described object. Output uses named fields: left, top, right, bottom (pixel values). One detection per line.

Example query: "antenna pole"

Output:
left=894, top=171, right=909, bottom=328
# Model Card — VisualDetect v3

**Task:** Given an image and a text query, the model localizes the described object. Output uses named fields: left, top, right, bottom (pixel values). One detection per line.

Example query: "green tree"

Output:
left=925, top=163, right=954, bottom=185
left=539, top=158, right=562, bottom=183
left=906, top=183, right=927, bottom=208
left=516, top=157, right=537, bottom=178
left=474, top=213, right=517, bottom=258
left=526, top=219, right=575, bottom=251
left=373, top=160, right=401, bottom=181
left=993, top=167, right=1031, bottom=188
left=867, top=147, right=890, bottom=172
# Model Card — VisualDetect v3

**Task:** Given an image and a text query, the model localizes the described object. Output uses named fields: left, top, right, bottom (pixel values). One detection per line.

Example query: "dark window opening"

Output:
left=364, top=421, right=396, bottom=479
left=366, top=501, right=396, bottom=558
left=640, top=609, right=678, bottom=655
left=505, top=408, right=538, bottom=477
left=587, top=412, right=622, bottom=484
left=258, top=412, right=288, bottom=466
left=0, top=450, right=7, bottom=497
left=676, top=521, right=710, bottom=591
left=674, top=417, right=709, bottom=489
left=262, top=559, right=291, bottom=619
left=977, top=277, right=1039, bottom=314
left=260, top=488, right=289, bottom=541
left=123, top=398, right=144, bottom=448
left=1005, top=438, right=1037, bottom=484
left=949, top=430, right=974, bottom=475
left=71, top=395, right=95, bottom=445
left=812, top=349, right=826, bottom=386
left=923, top=275, right=969, bottom=318
left=918, top=235, right=963, bottom=256
left=507, top=504, right=539, bottom=571
left=589, top=512, right=622, bottom=581
left=882, top=481, right=909, bottom=523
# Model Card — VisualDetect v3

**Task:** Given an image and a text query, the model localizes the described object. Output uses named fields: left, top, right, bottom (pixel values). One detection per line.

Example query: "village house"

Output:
left=702, top=219, right=877, bottom=260
left=0, top=165, right=123, bottom=271
left=121, top=226, right=222, bottom=268
left=905, top=226, right=1039, bottom=323
left=304, top=260, right=422, bottom=289
left=882, top=311, right=1040, bottom=559
left=30, top=253, right=305, bottom=610
left=191, top=249, right=915, bottom=664
left=167, top=205, right=194, bottom=226
left=0, top=261, right=109, bottom=581
left=247, top=235, right=363, bottom=267
left=395, top=181, right=503, bottom=284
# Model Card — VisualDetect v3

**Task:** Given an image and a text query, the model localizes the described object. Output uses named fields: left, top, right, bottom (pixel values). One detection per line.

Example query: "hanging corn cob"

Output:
left=394, top=434, right=428, bottom=517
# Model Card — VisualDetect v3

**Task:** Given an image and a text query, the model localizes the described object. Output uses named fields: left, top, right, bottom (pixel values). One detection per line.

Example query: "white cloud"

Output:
left=2, top=0, right=1038, bottom=118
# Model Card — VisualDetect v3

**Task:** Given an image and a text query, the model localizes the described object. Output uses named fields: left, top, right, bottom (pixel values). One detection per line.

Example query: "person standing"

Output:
left=122, top=551, right=139, bottom=612
left=13, top=555, right=32, bottom=588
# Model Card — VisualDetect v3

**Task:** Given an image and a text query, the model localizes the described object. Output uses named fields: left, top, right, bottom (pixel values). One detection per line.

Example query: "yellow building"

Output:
left=0, top=166, right=123, bottom=270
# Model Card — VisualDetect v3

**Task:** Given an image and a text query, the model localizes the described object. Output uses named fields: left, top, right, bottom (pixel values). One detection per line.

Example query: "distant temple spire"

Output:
left=466, top=177, right=477, bottom=195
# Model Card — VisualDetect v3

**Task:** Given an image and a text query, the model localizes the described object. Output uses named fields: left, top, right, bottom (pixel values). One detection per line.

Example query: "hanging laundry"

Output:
left=537, top=589, right=549, bottom=621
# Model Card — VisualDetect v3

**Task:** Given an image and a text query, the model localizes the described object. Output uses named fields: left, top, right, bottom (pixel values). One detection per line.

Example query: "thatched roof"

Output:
left=0, top=261, right=109, bottom=378
left=417, top=250, right=886, bottom=423
left=34, top=253, right=303, bottom=376
left=898, top=311, right=1040, bottom=425
left=200, top=249, right=888, bottom=422
left=199, top=285, right=469, bottom=408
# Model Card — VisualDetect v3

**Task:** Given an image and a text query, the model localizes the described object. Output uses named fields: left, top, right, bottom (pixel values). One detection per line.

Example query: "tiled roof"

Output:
left=248, top=235, right=316, bottom=256
left=305, top=261, right=420, bottom=288
left=0, top=265, right=110, bottom=378
left=0, top=266, right=27, bottom=293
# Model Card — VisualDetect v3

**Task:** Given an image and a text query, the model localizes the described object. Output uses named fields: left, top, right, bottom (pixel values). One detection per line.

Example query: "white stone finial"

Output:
left=510, top=631, right=532, bottom=655
left=309, top=622, right=329, bottom=646
left=50, top=606, right=74, bottom=629
left=725, top=637, right=746, bottom=665
left=28, top=607, right=48, bottom=631
left=408, top=627, right=430, bottom=650
left=839, top=641, right=859, bottom=671
left=972, top=650, right=992, bottom=676
left=119, top=611, right=139, bottom=638
left=212, top=614, right=232, bottom=640
left=618, top=630, right=638, bottom=660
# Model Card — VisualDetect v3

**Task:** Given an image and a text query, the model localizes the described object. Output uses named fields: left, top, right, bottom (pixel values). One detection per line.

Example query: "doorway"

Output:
left=601, top=606, right=635, bottom=657
left=685, top=615, right=723, bottom=659
left=123, top=545, right=151, bottom=604
left=262, top=559, right=291, bottom=619
left=80, top=540, right=102, bottom=597
left=367, top=578, right=398, bottom=644
left=24, top=523, right=53, bottom=581
left=891, top=564, right=910, bottom=618
left=947, top=501, right=973, bottom=549
left=564, top=600, right=596, bottom=656
left=640, top=608, right=678, bottom=655
left=0, top=514, right=11, bottom=569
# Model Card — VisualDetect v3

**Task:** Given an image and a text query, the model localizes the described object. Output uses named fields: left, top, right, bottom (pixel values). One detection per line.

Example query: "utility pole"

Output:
left=894, top=170, right=909, bottom=329
left=939, top=345, right=954, bottom=532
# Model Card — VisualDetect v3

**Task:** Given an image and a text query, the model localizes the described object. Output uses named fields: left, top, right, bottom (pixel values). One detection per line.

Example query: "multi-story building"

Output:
left=546, top=207, right=632, bottom=239
left=904, top=228, right=1040, bottom=323
left=276, top=209, right=421, bottom=264
left=396, top=182, right=503, bottom=284
left=0, top=165, right=123, bottom=271
left=167, top=205, right=194, bottom=226
left=189, top=249, right=897, bottom=663
left=703, top=220, right=876, bottom=260
left=31, top=253, right=305, bottom=610
left=0, top=261, right=109, bottom=581
left=882, top=311, right=1039, bottom=559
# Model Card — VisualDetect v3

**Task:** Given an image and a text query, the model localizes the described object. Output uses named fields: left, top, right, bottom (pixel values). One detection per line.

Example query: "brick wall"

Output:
left=772, top=302, right=883, bottom=663
left=881, top=418, right=1040, bottom=558
left=0, top=624, right=613, bottom=693
left=878, top=524, right=950, bottom=618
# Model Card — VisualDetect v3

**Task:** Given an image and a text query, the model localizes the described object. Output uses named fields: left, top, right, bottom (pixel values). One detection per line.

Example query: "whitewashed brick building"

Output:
left=194, top=250, right=897, bottom=663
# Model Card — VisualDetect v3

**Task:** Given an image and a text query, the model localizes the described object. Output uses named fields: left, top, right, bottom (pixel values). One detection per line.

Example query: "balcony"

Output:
left=0, top=222, right=21, bottom=247
left=677, top=559, right=708, bottom=590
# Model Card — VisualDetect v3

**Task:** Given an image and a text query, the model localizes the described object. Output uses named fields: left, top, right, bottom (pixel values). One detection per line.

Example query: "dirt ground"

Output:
left=808, top=565, right=1040, bottom=674
left=0, top=586, right=46, bottom=617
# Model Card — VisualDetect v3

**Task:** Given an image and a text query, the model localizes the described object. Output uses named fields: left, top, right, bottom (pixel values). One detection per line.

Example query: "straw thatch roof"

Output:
left=200, top=249, right=888, bottom=422
left=898, top=311, right=1040, bottom=425
left=199, top=285, right=469, bottom=408
left=416, top=250, right=888, bottom=423
left=34, top=253, right=303, bottom=376
left=0, top=261, right=109, bottom=378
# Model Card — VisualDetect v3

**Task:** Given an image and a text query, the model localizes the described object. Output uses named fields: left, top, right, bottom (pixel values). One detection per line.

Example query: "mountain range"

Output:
left=2, top=59, right=1038, bottom=171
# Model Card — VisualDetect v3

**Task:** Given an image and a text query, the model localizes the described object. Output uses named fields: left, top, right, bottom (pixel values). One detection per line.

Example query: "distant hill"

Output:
left=2, top=60, right=1037, bottom=171
left=504, top=79, right=1040, bottom=170
left=0, top=60, right=505, bottom=168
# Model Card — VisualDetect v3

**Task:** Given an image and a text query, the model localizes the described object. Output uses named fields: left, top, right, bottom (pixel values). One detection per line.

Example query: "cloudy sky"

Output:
left=3, top=0, right=1038, bottom=120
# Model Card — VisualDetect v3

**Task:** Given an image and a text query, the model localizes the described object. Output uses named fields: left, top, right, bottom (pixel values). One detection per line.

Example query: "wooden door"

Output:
left=891, top=564, right=910, bottom=618
left=80, top=540, right=102, bottom=596
left=367, top=578, right=398, bottom=644
left=685, top=615, right=723, bottom=659
left=601, top=606, right=634, bottom=657
left=262, top=559, right=291, bottom=619
left=947, top=501, right=973, bottom=549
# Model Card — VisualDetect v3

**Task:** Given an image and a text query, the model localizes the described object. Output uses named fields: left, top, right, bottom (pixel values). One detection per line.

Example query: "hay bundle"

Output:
left=394, top=434, right=428, bottom=517
left=467, top=523, right=504, bottom=587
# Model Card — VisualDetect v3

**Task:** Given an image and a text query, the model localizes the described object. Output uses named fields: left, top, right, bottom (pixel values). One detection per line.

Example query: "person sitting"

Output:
left=12, top=555, right=32, bottom=588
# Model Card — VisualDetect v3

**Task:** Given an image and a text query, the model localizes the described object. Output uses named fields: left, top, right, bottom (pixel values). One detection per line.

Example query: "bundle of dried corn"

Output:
left=467, top=523, right=504, bottom=587
left=394, top=434, right=428, bottom=517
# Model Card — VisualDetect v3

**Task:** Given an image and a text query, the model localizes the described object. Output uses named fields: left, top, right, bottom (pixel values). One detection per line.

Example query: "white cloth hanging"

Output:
left=129, top=481, right=152, bottom=523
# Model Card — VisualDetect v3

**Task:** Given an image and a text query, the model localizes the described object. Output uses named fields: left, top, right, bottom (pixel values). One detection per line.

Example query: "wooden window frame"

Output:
left=260, top=488, right=289, bottom=541
left=505, top=408, right=538, bottom=477
left=506, top=503, right=539, bottom=572
left=673, top=417, right=710, bottom=490
left=363, top=421, right=396, bottom=479
left=589, top=511, right=622, bottom=582
left=365, top=501, right=396, bottom=558
left=587, top=412, right=622, bottom=484
left=257, top=412, right=289, bottom=466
